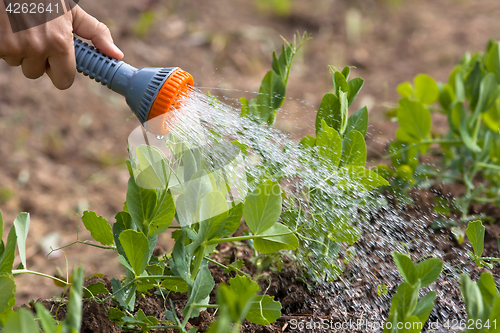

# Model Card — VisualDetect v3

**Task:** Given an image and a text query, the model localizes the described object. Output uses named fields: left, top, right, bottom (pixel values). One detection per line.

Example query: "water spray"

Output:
left=73, top=38, right=194, bottom=135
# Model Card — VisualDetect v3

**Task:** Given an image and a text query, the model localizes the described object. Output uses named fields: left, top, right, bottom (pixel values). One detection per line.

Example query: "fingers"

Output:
left=3, top=55, right=22, bottom=66
left=46, top=50, right=76, bottom=90
left=72, top=6, right=124, bottom=60
left=21, top=56, right=48, bottom=79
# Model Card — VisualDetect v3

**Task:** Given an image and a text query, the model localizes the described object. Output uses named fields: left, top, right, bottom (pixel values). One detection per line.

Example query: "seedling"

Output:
left=386, top=40, right=500, bottom=218
left=384, top=251, right=443, bottom=333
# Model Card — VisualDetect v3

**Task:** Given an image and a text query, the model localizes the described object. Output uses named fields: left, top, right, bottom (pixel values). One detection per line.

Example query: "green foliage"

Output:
left=208, top=275, right=281, bottom=332
left=82, top=211, right=114, bottom=246
left=243, top=180, right=282, bottom=234
left=0, top=274, right=16, bottom=326
left=119, top=229, right=150, bottom=276
left=466, top=220, right=500, bottom=269
left=460, top=272, right=500, bottom=333
left=384, top=252, right=443, bottom=332
left=241, top=32, right=311, bottom=126
left=389, top=40, right=500, bottom=216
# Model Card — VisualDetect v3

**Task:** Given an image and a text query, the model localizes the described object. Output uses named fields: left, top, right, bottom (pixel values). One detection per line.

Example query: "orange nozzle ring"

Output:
left=146, top=68, right=194, bottom=135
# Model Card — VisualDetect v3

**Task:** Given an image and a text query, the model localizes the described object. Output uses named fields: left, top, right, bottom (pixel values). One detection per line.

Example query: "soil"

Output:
left=2, top=0, right=500, bottom=332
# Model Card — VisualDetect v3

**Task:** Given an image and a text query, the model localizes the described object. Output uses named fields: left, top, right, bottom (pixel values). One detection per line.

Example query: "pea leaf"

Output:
left=246, top=295, right=282, bottom=325
left=474, top=72, right=498, bottom=115
left=35, top=302, right=57, bottom=333
left=240, top=97, right=249, bottom=118
left=315, top=93, right=341, bottom=135
left=439, top=84, right=455, bottom=111
left=0, top=273, right=16, bottom=326
left=84, top=282, right=109, bottom=298
left=243, top=180, right=282, bottom=234
left=219, top=203, right=243, bottom=238
left=161, top=277, right=189, bottom=293
left=347, top=77, right=364, bottom=106
left=333, top=71, right=349, bottom=99
left=392, top=251, right=415, bottom=284
left=477, top=271, right=497, bottom=306
left=465, top=62, right=482, bottom=111
left=466, top=220, right=485, bottom=258
left=224, top=275, right=260, bottom=320
left=82, top=211, right=114, bottom=246
left=184, top=266, right=215, bottom=318
left=485, top=41, right=500, bottom=82
left=414, top=74, right=439, bottom=105
left=460, top=273, right=484, bottom=320
left=256, top=71, right=286, bottom=125
left=3, top=307, right=40, bottom=333
left=317, top=120, right=342, bottom=170
left=414, top=258, right=443, bottom=288
left=13, top=212, right=30, bottom=269
left=61, top=266, right=84, bottom=333
left=481, top=100, right=500, bottom=132
left=393, top=281, right=419, bottom=319
left=338, top=166, right=389, bottom=192
left=397, top=82, right=414, bottom=98
left=253, top=223, right=298, bottom=254
left=0, top=210, right=3, bottom=241
left=413, top=291, right=436, bottom=323
left=341, top=66, right=351, bottom=80
left=126, top=176, right=156, bottom=233
left=135, top=144, right=168, bottom=189
left=108, top=307, right=126, bottom=324
left=148, top=189, right=175, bottom=237
left=490, top=296, right=500, bottom=327
left=457, top=102, right=481, bottom=153
left=0, top=226, right=17, bottom=274
left=341, top=130, right=366, bottom=167
left=199, top=191, right=229, bottom=239
left=345, top=106, right=368, bottom=137
left=169, top=232, right=192, bottom=286
left=329, top=224, right=361, bottom=245
left=119, top=230, right=150, bottom=276
left=112, top=213, right=133, bottom=258
left=395, top=98, right=431, bottom=148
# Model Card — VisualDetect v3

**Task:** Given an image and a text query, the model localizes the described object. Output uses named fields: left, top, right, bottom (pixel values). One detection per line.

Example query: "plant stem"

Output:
left=206, top=231, right=295, bottom=246
left=204, top=256, right=251, bottom=277
left=191, top=303, right=219, bottom=308
left=476, top=162, right=500, bottom=172
left=191, top=244, right=206, bottom=280
left=12, top=269, right=70, bottom=286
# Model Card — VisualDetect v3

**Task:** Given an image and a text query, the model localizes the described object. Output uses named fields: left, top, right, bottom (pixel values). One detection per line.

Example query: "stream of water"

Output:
left=129, top=88, right=469, bottom=329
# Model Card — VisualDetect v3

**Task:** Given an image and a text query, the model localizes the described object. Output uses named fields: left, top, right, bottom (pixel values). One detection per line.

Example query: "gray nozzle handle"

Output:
left=74, top=37, right=137, bottom=97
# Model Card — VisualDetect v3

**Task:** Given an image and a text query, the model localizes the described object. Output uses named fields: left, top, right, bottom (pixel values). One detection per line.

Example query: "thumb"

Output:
left=71, top=6, right=124, bottom=60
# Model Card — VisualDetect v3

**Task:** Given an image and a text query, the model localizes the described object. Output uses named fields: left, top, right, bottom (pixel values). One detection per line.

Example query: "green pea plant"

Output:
left=280, top=65, right=389, bottom=282
left=383, top=221, right=500, bottom=333
left=458, top=220, right=500, bottom=333
left=460, top=272, right=500, bottom=333
left=465, top=220, right=500, bottom=269
left=0, top=211, right=85, bottom=332
left=383, top=251, right=443, bottom=333
left=381, top=39, right=500, bottom=222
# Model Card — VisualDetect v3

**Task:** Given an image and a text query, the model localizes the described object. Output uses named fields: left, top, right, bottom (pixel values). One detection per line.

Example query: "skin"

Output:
left=0, top=2, right=124, bottom=89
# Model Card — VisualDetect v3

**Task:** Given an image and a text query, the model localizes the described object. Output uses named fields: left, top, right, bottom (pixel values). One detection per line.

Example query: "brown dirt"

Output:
left=2, top=0, right=500, bottom=331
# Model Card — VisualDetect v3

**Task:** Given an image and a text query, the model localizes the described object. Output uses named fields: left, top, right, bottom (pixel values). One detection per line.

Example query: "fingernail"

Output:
left=113, top=44, right=124, bottom=58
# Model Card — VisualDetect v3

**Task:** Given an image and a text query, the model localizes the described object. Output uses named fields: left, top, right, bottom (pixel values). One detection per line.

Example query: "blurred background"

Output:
left=1, top=0, right=500, bottom=303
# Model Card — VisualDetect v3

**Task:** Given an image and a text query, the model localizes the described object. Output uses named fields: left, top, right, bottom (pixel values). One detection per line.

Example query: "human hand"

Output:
left=0, top=2, right=124, bottom=89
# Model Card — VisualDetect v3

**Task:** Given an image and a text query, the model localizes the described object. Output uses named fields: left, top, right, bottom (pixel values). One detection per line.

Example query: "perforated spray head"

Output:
left=74, top=38, right=194, bottom=135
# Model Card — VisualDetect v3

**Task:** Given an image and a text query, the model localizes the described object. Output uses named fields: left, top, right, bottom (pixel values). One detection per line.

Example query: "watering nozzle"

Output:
left=74, top=38, right=194, bottom=135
